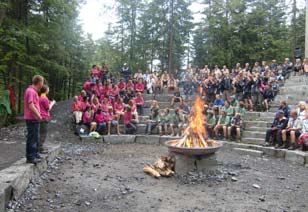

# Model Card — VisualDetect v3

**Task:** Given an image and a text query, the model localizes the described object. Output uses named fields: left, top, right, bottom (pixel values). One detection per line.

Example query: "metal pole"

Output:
left=305, top=0, right=308, bottom=57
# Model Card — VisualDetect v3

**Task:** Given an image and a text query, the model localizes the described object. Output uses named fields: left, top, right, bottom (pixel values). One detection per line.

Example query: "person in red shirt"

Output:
left=24, top=75, right=44, bottom=164
left=134, top=92, right=144, bottom=115
left=39, top=85, right=56, bottom=154
left=72, top=96, right=83, bottom=124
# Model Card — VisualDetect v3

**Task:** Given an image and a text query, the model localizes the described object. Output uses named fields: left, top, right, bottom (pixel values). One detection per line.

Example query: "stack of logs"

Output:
left=143, top=156, right=175, bottom=178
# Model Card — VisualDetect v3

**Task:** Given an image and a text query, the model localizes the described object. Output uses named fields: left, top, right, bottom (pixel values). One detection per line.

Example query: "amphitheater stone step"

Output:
left=241, top=137, right=264, bottom=145
left=242, top=131, right=265, bottom=139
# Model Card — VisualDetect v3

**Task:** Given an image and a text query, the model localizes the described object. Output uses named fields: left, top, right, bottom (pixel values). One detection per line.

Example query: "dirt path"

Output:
left=0, top=100, right=74, bottom=170
left=11, top=142, right=308, bottom=212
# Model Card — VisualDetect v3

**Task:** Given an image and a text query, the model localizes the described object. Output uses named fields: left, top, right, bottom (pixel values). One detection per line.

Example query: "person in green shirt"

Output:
left=230, top=97, right=239, bottom=108
left=236, top=101, right=246, bottom=120
left=214, top=110, right=230, bottom=139
left=205, top=110, right=216, bottom=138
left=145, top=109, right=161, bottom=135
left=161, top=108, right=173, bottom=135
left=227, top=113, right=243, bottom=142
left=171, top=108, right=184, bottom=136
left=221, top=100, right=234, bottom=118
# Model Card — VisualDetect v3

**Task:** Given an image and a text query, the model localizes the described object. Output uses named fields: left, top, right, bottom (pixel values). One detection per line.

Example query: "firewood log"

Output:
left=143, top=166, right=161, bottom=178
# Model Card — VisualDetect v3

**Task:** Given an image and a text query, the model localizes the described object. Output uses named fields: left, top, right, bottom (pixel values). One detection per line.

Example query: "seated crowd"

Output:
left=264, top=100, right=308, bottom=151
left=70, top=58, right=308, bottom=148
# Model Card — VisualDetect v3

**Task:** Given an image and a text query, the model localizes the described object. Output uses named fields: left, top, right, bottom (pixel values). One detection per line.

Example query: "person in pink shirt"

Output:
left=72, top=96, right=83, bottom=124
left=91, top=97, right=101, bottom=113
left=93, top=108, right=107, bottom=134
left=106, top=107, right=120, bottom=135
left=101, top=97, right=110, bottom=113
left=117, top=78, right=126, bottom=96
left=134, top=92, right=144, bottom=115
left=135, top=78, right=145, bottom=93
left=83, top=106, right=93, bottom=130
left=39, top=85, right=56, bottom=154
left=78, top=90, right=87, bottom=102
left=90, top=65, right=100, bottom=80
left=83, top=80, right=92, bottom=93
left=124, top=106, right=139, bottom=134
left=114, top=97, right=124, bottom=123
left=126, top=79, right=135, bottom=91
left=80, top=96, right=90, bottom=111
left=24, top=75, right=44, bottom=164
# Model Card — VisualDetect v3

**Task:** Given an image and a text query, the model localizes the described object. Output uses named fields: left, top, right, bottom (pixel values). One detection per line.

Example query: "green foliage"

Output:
left=0, top=0, right=95, bottom=113
left=193, top=0, right=294, bottom=68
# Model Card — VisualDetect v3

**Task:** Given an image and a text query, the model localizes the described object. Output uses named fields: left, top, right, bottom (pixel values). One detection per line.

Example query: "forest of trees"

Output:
left=0, top=0, right=306, bottom=113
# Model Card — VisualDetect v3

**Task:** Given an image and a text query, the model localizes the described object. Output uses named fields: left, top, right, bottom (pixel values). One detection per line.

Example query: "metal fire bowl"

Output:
left=164, top=140, right=223, bottom=156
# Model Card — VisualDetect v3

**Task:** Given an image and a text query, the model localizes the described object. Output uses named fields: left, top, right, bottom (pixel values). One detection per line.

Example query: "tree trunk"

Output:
left=168, top=0, right=174, bottom=73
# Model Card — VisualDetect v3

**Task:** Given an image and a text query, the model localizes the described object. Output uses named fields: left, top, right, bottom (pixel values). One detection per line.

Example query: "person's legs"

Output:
left=222, top=126, right=227, bottom=139
left=263, top=99, right=268, bottom=111
left=265, top=128, right=273, bottom=145
left=170, top=97, right=175, bottom=107
left=227, top=126, right=231, bottom=139
left=281, top=129, right=287, bottom=146
left=39, top=120, right=48, bottom=153
left=236, top=127, right=241, bottom=141
left=26, top=120, right=40, bottom=161
left=90, top=122, right=97, bottom=132
left=107, top=121, right=111, bottom=135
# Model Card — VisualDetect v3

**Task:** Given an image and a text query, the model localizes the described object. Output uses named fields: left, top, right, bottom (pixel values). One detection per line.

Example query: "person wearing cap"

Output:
left=264, top=110, right=288, bottom=147
left=205, top=110, right=216, bottom=138
left=120, top=63, right=131, bottom=83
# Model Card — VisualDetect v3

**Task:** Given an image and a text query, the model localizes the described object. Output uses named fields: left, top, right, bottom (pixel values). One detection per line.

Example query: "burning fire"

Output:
left=170, top=96, right=216, bottom=148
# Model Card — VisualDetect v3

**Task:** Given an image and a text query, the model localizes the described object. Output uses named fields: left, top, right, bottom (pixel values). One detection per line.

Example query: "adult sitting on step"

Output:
left=279, top=110, right=302, bottom=150
left=264, top=110, right=288, bottom=148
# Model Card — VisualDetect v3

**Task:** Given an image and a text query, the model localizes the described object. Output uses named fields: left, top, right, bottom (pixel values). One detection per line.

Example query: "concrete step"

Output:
left=233, top=148, right=263, bottom=157
left=244, top=121, right=270, bottom=128
left=245, top=126, right=266, bottom=132
left=245, top=112, right=276, bottom=120
left=143, top=108, right=175, bottom=115
left=144, top=100, right=179, bottom=108
left=241, top=137, right=264, bottom=145
left=242, top=131, right=265, bottom=139
left=144, top=94, right=195, bottom=102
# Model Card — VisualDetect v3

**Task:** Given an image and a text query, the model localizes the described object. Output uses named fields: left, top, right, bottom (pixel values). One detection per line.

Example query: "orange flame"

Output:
left=187, top=96, right=206, bottom=138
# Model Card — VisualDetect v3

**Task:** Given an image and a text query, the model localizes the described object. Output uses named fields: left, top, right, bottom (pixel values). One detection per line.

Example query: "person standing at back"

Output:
left=39, top=85, right=56, bottom=154
left=24, top=75, right=44, bottom=164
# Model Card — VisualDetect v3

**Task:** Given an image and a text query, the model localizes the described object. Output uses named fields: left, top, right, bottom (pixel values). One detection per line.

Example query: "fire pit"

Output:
left=165, top=139, right=223, bottom=156
left=164, top=96, right=223, bottom=174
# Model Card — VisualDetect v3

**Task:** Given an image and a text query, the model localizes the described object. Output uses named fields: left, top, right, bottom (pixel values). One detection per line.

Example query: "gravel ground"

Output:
left=9, top=141, right=308, bottom=212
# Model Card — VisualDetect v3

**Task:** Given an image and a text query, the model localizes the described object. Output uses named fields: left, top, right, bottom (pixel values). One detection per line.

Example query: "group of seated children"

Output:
left=264, top=101, right=308, bottom=151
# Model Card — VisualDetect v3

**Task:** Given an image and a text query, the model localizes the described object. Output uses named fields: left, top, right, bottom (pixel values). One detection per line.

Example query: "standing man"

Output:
left=120, top=63, right=131, bottom=83
left=24, top=75, right=44, bottom=164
